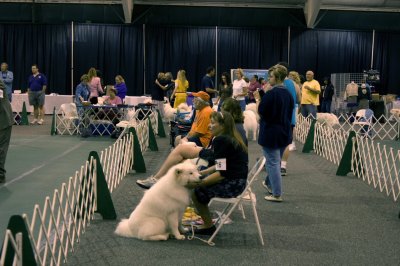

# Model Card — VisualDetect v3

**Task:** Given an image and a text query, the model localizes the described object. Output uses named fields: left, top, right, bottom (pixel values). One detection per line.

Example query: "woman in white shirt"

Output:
left=232, top=68, right=248, bottom=111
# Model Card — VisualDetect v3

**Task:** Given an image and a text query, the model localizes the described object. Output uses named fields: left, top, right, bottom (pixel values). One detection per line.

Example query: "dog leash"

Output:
left=187, top=224, right=215, bottom=246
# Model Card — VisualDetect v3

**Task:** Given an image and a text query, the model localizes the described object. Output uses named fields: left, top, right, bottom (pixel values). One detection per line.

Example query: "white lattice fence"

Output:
left=55, top=105, right=137, bottom=136
left=134, top=119, right=149, bottom=153
left=149, top=111, right=158, bottom=135
left=22, top=157, right=97, bottom=266
left=314, top=123, right=349, bottom=165
left=335, top=113, right=398, bottom=140
left=294, top=114, right=313, bottom=144
left=352, top=136, right=400, bottom=202
left=100, top=133, right=134, bottom=193
left=1, top=230, right=23, bottom=266
left=1, top=131, right=139, bottom=265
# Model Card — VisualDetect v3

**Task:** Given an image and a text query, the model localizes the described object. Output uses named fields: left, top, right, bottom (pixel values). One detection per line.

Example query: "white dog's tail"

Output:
left=115, top=219, right=134, bottom=237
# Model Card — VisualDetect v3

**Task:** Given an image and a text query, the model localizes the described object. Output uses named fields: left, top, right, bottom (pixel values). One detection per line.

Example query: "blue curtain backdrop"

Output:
left=145, top=25, right=216, bottom=93
left=374, top=32, right=400, bottom=94
left=0, top=24, right=70, bottom=94
left=1, top=23, right=400, bottom=95
left=217, top=27, right=288, bottom=75
left=290, top=28, right=373, bottom=82
left=73, top=23, right=143, bottom=95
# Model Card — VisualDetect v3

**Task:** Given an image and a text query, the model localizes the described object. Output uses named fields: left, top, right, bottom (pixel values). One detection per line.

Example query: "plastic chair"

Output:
left=353, top=109, right=374, bottom=137
left=205, top=157, right=266, bottom=246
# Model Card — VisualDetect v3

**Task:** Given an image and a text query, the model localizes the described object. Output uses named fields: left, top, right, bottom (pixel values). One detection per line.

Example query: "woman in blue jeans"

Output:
left=255, top=64, right=294, bottom=202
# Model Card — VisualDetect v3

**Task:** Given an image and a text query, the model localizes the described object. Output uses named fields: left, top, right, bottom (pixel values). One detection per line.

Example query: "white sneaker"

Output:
left=136, top=176, right=157, bottom=189
left=37, top=119, right=44, bottom=125
left=264, top=195, right=283, bottom=202
left=30, top=119, right=38, bottom=124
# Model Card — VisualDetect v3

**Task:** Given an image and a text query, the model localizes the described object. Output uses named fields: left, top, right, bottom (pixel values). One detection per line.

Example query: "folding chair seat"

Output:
left=353, top=109, right=374, bottom=137
left=205, top=157, right=266, bottom=246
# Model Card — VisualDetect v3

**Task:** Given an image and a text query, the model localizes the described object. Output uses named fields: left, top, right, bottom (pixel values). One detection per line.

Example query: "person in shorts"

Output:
left=28, top=64, right=47, bottom=125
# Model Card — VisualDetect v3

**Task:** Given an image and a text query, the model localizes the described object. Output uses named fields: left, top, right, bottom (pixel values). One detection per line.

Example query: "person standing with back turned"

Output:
left=0, top=79, right=13, bottom=183
left=255, top=65, right=294, bottom=202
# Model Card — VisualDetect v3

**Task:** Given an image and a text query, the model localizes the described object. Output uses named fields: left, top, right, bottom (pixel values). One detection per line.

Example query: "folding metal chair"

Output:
left=58, top=103, right=79, bottom=134
left=206, top=157, right=266, bottom=246
left=353, top=109, right=374, bottom=137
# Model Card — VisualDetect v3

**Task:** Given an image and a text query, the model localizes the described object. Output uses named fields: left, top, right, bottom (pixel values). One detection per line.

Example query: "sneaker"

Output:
left=30, top=119, right=38, bottom=124
left=261, top=180, right=272, bottom=194
left=0, top=175, right=5, bottom=183
left=136, top=176, right=157, bottom=189
left=37, top=119, right=44, bottom=125
left=264, top=195, right=283, bottom=202
left=191, top=225, right=216, bottom=236
left=281, top=168, right=287, bottom=176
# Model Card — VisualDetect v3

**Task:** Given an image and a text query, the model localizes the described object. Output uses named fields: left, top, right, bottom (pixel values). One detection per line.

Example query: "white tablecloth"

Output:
left=12, top=94, right=73, bottom=114
left=124, top=96, right=152, bottom=106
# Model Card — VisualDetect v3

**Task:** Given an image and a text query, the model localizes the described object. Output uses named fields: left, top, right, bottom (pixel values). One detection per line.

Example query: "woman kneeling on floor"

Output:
left=136, top=111, right=248, bottom=235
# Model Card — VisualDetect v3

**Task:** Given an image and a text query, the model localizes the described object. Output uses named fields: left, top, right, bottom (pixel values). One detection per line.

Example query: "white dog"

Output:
left=115, top=160, right=201, bottom=241
left=245, top=103, right=260, bottom=122
left=164, top=103, right=177, bottom=121
left=177, top=103, right=192, bottom=113
left=243, top=110, right=258, bottom=141
left=316, top=113, right=339, bottom=128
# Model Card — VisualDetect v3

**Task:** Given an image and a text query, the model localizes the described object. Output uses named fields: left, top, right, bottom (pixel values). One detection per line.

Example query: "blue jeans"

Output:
left=301, top=104, right=317, bottom=119
left=321, top=100, right=332, bottom=113
left=238, top=99, right=246, bottom=111
left=262, top=146, right=286, bottom=196
left=7, top=91, right=12, bottom=102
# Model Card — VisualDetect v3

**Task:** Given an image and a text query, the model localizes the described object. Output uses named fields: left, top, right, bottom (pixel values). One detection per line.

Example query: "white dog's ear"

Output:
left=175, top=168, right=184, bottom=184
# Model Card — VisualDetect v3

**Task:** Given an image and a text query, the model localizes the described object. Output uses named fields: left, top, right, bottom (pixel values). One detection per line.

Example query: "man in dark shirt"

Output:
left=200, top=66, right=216, bottom=107
left=321, top=77, right=334, bottom=113
left=28, top=64, right=47, bottom=125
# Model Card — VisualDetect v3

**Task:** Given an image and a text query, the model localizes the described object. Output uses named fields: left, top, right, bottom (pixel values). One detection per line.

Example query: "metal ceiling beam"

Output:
left=3, top=0, right=400, bottom=13
left=320, top=5, right=400, bottom=12
left=2, top=0, right=121, bottom=4
left=131, top=1, right=302, bottom=9
left=122, top=0, right=134, bottom=23
left=304, top=0, right=321, bottom=28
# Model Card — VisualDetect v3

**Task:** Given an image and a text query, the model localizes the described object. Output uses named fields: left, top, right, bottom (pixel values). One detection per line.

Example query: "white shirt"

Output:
left=232, top=79, right=247, bottom=101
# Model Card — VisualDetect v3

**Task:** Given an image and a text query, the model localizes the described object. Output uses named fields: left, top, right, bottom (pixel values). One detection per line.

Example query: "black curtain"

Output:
left=374, top=32, right=400, bottom=94
left=290, top=28, right=372, bottom=82
left=0, top=24, right=70, bottom=94
left=217, top=27, right=288, bottom=75
left=145, top=26, right=216, bottom=93
left=73, top=23, right=143, bottom=95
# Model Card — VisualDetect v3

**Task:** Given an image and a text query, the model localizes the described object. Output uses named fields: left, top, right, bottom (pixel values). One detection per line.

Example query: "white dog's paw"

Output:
left=175, top=234, right=186, bottom=240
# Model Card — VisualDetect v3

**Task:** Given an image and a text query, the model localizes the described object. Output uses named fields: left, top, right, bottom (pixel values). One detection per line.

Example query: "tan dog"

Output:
left=115, top=160, right=200, bottom=240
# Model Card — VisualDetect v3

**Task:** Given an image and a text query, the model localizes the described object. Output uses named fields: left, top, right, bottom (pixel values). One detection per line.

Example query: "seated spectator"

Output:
left=104, top=87, right=122, bottom=105
left=175, top=91, right=213, bottom=147
left=115, top=75, right=127, bottom=101
left=220, top=98, right=247, bottom=145
left=136, top=111, right=248, bottom=235
left=74, top=74, right=90, bottom=105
